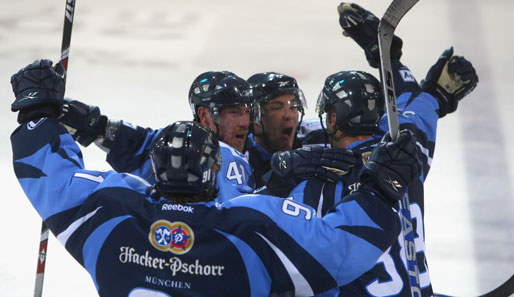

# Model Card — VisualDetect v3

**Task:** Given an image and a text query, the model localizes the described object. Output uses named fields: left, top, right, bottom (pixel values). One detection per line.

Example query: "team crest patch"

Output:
left=361, top=151, right=372, bottom=165
left=149, top=220, right=194, bottom=255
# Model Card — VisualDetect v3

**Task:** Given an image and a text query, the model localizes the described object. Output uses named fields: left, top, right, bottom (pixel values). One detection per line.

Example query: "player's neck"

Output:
left=253, top=134, right=273, bottom=153
left=331, top=132, right=371, bottom=149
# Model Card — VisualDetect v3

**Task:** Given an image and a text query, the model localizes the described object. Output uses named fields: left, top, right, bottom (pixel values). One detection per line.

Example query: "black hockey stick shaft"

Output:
left=378, top=0, right=419, bottom=142
left=60, top=0, right=76, bottom=75
left=479, top=273, right=514, bottom=297
left=378, top=1, right=420, bottom=297
left=33, top=1, right=76, bottom=297
left=434, top=273, right=514, bottom=297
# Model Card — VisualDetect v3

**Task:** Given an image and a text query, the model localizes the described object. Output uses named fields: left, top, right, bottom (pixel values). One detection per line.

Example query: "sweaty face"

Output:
left=258, top=94, right=301, bottom=152
left=216, top=105, right=251, bottom=153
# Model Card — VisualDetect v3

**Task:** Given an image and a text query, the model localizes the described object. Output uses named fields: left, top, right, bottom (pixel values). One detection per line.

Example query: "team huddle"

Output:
left=10, top=3, right=478, bottom=297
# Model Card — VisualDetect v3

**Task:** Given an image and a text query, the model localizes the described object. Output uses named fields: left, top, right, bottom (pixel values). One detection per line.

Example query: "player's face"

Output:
left=217, top=105, right=251, bottom=153
left=259, top=94, right=301, bottom=152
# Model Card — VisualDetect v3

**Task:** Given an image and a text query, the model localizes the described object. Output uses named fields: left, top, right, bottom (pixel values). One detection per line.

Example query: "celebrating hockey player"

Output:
left=11, top=58, right=423, bottom=296
left=267, top=3, right=479, bottom=296
left=245, top=72, right=307, bottom=187
left=58, top=71, right=256, bottom=203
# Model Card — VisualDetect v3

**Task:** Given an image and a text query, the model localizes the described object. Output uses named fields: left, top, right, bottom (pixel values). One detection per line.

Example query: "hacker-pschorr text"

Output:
left=119, top=246, right=225, bottom=277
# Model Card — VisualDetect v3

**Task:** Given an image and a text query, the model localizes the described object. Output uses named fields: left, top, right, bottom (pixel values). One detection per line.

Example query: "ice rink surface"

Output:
left=1, top=0, right=513, bottom=296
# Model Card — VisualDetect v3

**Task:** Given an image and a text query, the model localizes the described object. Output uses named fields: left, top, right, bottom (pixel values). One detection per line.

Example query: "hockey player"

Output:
left=246, top=72, right=307, bottom=187
left=59, top=71, right=256, bottom=203
left=268, top=3, right=479, bottom=296
left=11, top=59, right=422, bottom=296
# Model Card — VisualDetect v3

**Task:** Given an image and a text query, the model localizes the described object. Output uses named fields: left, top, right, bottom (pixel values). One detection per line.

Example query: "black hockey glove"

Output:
left=272, top=146, right=359, bottom=184
left=59, top=99, right=108, bottom=147
left=359, top=130, right=421, bottom=207
left=11, top=59, right=65, bottom=124
left=337, top=2, right=403, bottom=68
left=420, top=47, right=479, bottom=118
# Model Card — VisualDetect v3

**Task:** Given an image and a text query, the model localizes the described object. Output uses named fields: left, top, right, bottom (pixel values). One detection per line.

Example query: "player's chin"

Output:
left=273, top=137, right=293, bottom=152
left=230, top=134, right=247, bottom=153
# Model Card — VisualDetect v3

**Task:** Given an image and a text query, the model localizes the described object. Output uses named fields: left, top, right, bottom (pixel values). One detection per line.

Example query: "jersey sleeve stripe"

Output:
left=256, top=232, right=314, bottom=297
left=215, top=229, right=271, bottom=296
left=83, top=215, right=132, bottom=290
left=56, top=206, right=102, bottom=246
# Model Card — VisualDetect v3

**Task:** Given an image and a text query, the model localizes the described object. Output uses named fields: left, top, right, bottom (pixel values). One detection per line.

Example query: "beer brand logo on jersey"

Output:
left=149, top=220, right=194, bottom=255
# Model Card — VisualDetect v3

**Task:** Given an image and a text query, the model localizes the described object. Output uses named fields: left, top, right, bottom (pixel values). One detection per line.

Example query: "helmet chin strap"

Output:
left=208, top=109, right=223, bottom=143
left=318, top=114, right=337, bottom=147
left=292, top=111, right=305, bottom=149
left=254, top=121, right=274, bottom=152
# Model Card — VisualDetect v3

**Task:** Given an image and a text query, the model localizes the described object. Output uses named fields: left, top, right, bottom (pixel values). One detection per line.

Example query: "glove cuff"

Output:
left=421, top=80, right=456, bottom=118
left=17, top=104, right=61, bottom=124
left=359, top=172, right=397, bottom=207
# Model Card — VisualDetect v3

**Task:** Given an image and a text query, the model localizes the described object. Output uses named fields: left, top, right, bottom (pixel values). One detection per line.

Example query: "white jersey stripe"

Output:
left=256, top=232, right=314, bottom=296
left=416, top=141, right=432, bottom=167
left=57, top=207, right=102, bottom=246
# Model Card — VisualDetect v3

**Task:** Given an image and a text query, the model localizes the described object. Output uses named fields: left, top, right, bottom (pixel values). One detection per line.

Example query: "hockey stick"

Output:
left=478, top=273, right=514, bottom=297
left=378, top=0, right=419, bottom=141
left=377, top=0, right=420, bottom=296
left=433, top=272, right=514, bottom=297
left=33, top=1, right=76, bottom=297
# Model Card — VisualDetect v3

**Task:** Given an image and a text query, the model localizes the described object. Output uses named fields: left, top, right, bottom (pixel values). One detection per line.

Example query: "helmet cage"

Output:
left=150, top=121, right=221, bottom=195
left=316, top=71, right=383, bottom=135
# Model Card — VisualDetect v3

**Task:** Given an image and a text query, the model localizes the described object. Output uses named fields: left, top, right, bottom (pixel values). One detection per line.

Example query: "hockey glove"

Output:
left=338, top=2, right=403, bottom=68
left=271, top=146, right=359, bottom=185
left=359, top=130, right=421, bottom=206
left=420, top=47, right=479, bottom=118
left=11, top=59, right=65, bottom=124
left=59, top=99, right=108, bottom=147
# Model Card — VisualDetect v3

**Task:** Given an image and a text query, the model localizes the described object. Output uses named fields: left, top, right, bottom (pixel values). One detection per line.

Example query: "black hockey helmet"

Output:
left=247, top=72, right=306, bottom=123
left=188, top=71, right=254, bottom=122
left=316, top=70, right=383, bottom=135
left=150, top=121, right=221, bottom=197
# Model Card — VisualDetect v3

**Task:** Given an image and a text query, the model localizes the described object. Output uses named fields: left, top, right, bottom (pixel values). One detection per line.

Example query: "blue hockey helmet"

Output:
left=150, top=121, right=221, bottom=197
left=188, top=71, right=254, bottom=122
left=247, top=72, right=306, bottom=123
left=316, top=70, right=383, bottom=135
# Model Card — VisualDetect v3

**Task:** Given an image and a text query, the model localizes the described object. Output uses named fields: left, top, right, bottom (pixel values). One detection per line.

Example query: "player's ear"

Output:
left=197, top=106, right=210, bottom=126
left=327, top=110, right=337, bottom=130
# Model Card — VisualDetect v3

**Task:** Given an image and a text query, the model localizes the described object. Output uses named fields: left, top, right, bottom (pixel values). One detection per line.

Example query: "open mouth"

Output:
left=235, top=133, right=246, bottom=140
left=281, top=127, right=293, bottom=137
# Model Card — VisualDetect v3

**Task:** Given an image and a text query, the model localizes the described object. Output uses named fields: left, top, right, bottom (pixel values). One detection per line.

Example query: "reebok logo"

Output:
left=241, top=89, right=252, bottom=97
left=162, top=203, right=194, bottom=213
left=384, top=176, right=402, bottom=192
left=278, top=81, right=290, bottom=87
left=18, top=91, right=40, bottom=102
left=278, top=154, right=287, bottom=170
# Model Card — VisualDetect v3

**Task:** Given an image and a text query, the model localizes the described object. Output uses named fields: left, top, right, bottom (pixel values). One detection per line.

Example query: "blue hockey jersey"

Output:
left=12, top=118, right=401, bottom=297
left=293, top=65, right=438, bottom=297
left=103, top=122, right=254, bottom=203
